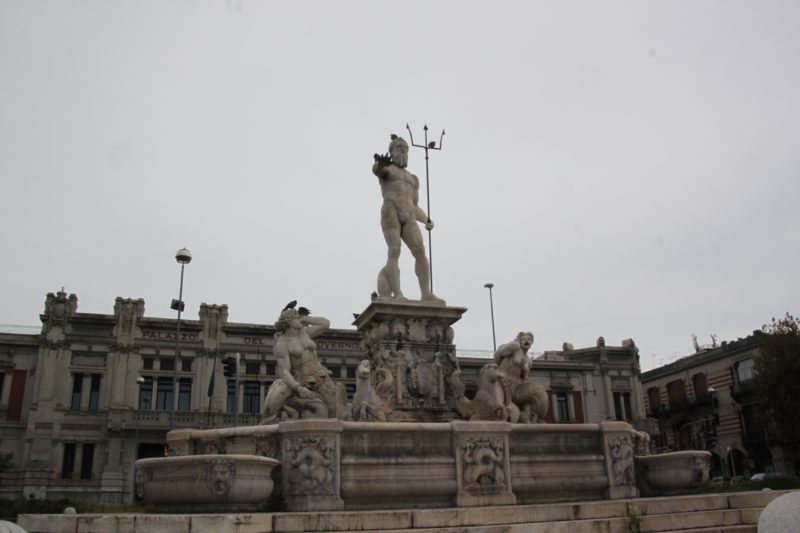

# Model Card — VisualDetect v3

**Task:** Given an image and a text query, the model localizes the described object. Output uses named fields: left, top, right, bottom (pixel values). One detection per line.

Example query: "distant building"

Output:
left=641, top=332, right=797, bottom=479
left=0, top=290, right=646, bottom=503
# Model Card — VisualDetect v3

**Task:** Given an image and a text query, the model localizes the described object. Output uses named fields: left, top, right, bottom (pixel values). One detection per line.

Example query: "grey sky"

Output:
left=1, top=1, right=799, bottom=370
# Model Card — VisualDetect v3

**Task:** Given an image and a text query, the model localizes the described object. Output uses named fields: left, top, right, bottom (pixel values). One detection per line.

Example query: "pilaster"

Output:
left=452, top=421, right=516, bottom=507
left=279, top=419, right=344, bottom=512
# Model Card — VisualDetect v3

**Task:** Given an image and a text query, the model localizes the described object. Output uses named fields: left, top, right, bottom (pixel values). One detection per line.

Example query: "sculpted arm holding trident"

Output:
left=373, top=134, right=443, bottom=303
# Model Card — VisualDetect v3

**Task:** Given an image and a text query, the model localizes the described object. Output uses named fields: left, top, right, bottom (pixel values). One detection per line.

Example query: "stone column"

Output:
left=279, top=419, right=344, bottom=512
left=452, top=421, right=516, bottom=507
left=631, top=377, right=645, bottom=420
left=602, top=372, right=615, bottom=420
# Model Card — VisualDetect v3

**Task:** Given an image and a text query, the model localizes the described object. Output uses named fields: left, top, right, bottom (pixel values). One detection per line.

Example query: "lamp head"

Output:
left=175, top=247, right=192, bottom=264
left=484, top=283, right=494, bottom=289
left=136, top=376, right=145, bottom=384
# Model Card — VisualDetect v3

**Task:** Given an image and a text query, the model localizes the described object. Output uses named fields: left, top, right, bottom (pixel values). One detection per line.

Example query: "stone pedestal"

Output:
left=600, top=421, right=640, bottom=500
left=279, top=419, right=344, bottom=512
left=452, top=421, right=516, bottom=507
left=353, top=300, right=467, bottom=422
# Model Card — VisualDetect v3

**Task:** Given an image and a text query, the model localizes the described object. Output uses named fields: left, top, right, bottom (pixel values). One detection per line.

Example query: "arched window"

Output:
left=647, top=387, right=661, bottom=414
left=736, top=359, right=755, bottom=383
left=667, top=379, right=686, bottom=405
left=692, top=373, right=708, bottom=398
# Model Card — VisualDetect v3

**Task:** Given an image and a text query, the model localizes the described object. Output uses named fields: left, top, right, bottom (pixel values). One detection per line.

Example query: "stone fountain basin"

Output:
left=636, top=450, right=711, bottom=496
left=135, top=454, right=279, bottom=512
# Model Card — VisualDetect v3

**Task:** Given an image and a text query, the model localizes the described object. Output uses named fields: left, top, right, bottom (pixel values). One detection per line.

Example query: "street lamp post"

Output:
left=170, top=247, right=192, bottom=431
left=727, top=445, right=738, bottom=480
left=484, top=283, right=496, bottom=352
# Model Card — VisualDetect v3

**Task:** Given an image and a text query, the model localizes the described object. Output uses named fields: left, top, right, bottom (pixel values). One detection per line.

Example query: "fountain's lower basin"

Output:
left=135, top=454, right=279, bottom=512
left=636, top=450, right=711, bottom=496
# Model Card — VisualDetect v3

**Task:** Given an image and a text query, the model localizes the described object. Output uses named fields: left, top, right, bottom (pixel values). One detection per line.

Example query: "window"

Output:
left=181, top=359, right=192, bottom=372
left=7, top=370, right=26, bottom=421
left=71, top=373, right=83, bottom=410
left=227, top=380, right=236, bottom=413
left=647, top=387, right=661, bottom=413
left=88, top=374, right=101, bottom=411
left=692, top=373, right=708, bottom=398
left=243, top=381, right=260, bottom=414
left=345, top=383, right=356, bottom=402
left=736, top=359, right=755, bottom=383
left=571, top=391, right=585, bottom=423
left=556, top=392, right=570, bottom=422
left=667, top=379, right=686, bottom=405
left=245, top=362, right=260, bottom=375
left=142, top=358, right=154, bottom=370
left=61, top=443, right=76, bottom=479
left=178, top=378, right=192, bottom=411
left=0, top=372, right=5, bottom=402
left=346, top=367, right=356, bottom=379
left=160, top=358, right=175, bottom=371
left=330, top=367, right=341, bottom=378
left=155, top=377, right=173, bottom=410
left=80, top=444, right=94, bottom=480
left=266, top=364, right=275, bottom=376
left=139, top=377, right=153, bottom=410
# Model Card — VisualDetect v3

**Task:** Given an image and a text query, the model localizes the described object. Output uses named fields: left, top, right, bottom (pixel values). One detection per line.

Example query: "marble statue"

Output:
left=372, top=134, right=442, bottom=303
left=493, top=332, right=548, bottom=423
left=351, top=359, right=393, bottom=422
left=261, top=303, right=347, bottom=423
left=454, top=363, right=509, bottom=421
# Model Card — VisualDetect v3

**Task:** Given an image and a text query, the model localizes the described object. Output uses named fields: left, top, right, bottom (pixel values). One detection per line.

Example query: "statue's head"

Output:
left=515, top=331, right=535, bottom=352
left=389, top=134, right=409, bottom=168
left=275, top=307, right=300, bottom=332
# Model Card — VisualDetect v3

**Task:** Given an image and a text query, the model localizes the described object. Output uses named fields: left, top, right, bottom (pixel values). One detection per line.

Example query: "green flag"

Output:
left=207, top=357, right=216, bottom=398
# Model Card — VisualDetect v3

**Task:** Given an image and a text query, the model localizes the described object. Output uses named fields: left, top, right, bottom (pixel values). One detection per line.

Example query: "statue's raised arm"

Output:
left=372, top=134, right=443, bottom=304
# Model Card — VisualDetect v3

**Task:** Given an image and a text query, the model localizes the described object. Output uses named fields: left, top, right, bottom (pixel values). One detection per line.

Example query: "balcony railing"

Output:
left=113, top=409, right=262, bottom=431
left=731, top=380, right=757, bottom=401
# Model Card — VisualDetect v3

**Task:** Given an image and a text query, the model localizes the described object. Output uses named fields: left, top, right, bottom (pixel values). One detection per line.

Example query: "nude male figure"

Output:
left=373, top=134, right=442, bottom=302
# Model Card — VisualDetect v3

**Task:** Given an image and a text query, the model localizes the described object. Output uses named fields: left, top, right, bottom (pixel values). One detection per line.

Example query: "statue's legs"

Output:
left=380, top=225, right=404, bottom=298
left=402, top=223, right=441, bottom=302
left=261, top=380, right=293, bottom=424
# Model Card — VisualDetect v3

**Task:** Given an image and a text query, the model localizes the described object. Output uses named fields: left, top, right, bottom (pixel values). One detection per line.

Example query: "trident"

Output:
left=406, top=123, right=445, bottom=293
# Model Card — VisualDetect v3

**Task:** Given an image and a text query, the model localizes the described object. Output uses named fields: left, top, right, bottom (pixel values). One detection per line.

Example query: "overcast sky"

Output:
left=1, top=1, right=799, bottom=371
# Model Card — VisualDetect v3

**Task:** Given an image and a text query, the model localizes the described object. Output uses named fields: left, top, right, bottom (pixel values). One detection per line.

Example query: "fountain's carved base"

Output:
left=156, top=420, right=644, bottom=512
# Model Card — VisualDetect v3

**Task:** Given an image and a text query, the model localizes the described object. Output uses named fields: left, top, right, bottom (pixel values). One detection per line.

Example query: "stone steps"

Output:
left=18, top=490, right=793, bottom=533
left=661, top=527, right=757, bottom=533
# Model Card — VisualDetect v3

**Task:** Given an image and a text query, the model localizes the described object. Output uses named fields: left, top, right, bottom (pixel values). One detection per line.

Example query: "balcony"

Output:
left=648, top=394, right=716, bottom=418
left=111, top=409, right=259, bottom=432
left=731, top=380, right=757, bottom=402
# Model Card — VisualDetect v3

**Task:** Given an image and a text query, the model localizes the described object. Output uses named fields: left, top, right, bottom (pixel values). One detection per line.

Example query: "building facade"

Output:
left=0, top=290, right=646, bottom=504
left=641, top=332, right=797, bottom=479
